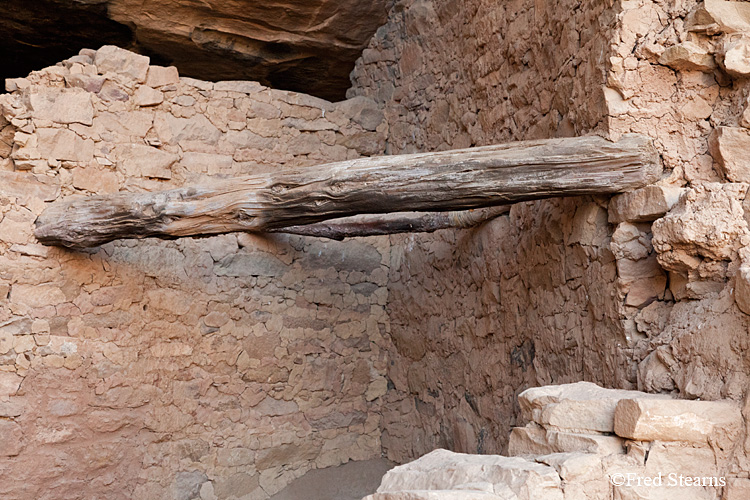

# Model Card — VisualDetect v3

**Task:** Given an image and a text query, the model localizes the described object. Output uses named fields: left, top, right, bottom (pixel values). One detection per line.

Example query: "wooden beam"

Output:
left=34, top=134, right=660, bottom=248
left=268, top=206, right=511, bottom=240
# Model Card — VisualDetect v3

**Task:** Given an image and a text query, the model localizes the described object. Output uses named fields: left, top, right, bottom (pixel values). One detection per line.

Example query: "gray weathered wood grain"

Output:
left=34, top=134, right=661, bottom=248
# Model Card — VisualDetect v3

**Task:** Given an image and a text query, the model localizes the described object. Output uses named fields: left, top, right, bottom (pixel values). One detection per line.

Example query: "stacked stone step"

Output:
left=364, top=382, right=744, bottom=500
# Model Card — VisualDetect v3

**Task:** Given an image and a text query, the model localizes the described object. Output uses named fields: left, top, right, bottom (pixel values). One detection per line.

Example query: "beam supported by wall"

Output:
left=34, top=134, right=660, bottom=248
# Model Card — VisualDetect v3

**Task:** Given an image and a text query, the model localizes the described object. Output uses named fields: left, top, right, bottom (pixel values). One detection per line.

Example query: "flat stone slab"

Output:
left=508, top=426, right=625, bottom=457
left=519, top=382, right=672, bottom=433
left=614, top=398, right=742, bottom=444
left=373, top=449, right=562, bottom=500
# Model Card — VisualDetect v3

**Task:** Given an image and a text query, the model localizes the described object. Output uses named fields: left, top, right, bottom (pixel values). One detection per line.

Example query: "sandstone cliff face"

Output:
left=0, top=0, right=389, bottom=101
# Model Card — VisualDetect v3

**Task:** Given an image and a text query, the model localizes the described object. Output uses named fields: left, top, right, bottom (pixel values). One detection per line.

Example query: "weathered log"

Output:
left=269, top=206, right=511, bottom=240
left=34, top=134, right=660, bottom=248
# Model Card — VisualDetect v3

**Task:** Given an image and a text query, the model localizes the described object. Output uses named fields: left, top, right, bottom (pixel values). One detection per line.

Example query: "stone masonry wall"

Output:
left=350, top=0, right=750, bottom=480
left=603, top=0, right=750, bottom=479
left=348, top=0, right=628, bottom=462
left=0, top=46, right=392, bottom=500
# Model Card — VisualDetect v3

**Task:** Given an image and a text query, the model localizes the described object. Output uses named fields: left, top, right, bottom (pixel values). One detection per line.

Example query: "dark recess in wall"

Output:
left=0, top=0, right=134, bottom=91
left=0, top=0, right=370, bottom=100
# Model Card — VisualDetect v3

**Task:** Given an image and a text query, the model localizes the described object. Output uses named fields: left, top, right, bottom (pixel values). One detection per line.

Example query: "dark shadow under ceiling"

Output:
left=0, top=0, right=389, bottom=101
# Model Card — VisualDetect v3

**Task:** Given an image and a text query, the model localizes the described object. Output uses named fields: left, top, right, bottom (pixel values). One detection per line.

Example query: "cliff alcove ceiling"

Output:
left=0, top=0, right=390, bottom=101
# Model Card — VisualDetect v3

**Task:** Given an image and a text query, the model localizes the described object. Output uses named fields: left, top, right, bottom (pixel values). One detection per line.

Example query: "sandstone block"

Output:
left=609, top=185, right=684, bottom=223
left=255, top=442, right=321, bottom=469
left=146, top=66, right=180, bottom=87
left=72, top=167, right=119, bottom=193
left=214, top=253, right=287, bottom=278
left=64, top=73, right=106, bottom=93
left=149, top=342, right=192, bottom=357
left=688, top=0, right=750, bottom=34
left=652, top=183, right=748, bottom=270
left=145, top=288, right=192, bottom=316
left=613, top=398, right=742, bottom=444
left=216, top=447, right=254, bottom=467
left=154, top=112, right=222, bottom=145
left=643, top=442, right=717, bottom=478
left=725, top=478, right=750, bottom=500
left=0, top=331, right=12, bottom=354
left=213, top=81, right=264, bottom=93
left=173, top=470, right=207, bottom=500
left=37, top=128, right=95, bottom=163
left=509, top=426, right=625, bottom=457
left=658, top=42, right=716, bottom=72
left=624, top=274, right=667, bottom=307
left=133, top=85, right=164, bottom=107
left=365, top=492, right=507, bottom=499
left=536, top=452, right=601, bottom=481
left=721, top=36, right=750, bottom=77
left=116, top=144, right=178, bottom=179
left=709, top=126, right=750, bottom=182
left=335, top=96, right=385, bottom=131
left=92, top=110, right=154, bottom=140
left=13, top=335, right=35, bottom=353
left=0, top=171, right=60, bottom=201
left=613, top=483, right=715, bottom=500
left=734, top=265, right=750, bottom=315
left=0, top=399, right=25, bottom=418
left=0, top=420, right=23, bottom=456
left=180, top=152, right=233, bottom=174
left=95, top=45, right=150, bottom=82
left=0, top=372, right=22, bottom=397
left=375, top=449, right=562, bottom=500
left=97, top=80, right=130, bottom=102
left=28, top=88, right=94, bottom=125
left=518, top=382, right=671, bottom=433
left=11, top=284, right=66, bottom=308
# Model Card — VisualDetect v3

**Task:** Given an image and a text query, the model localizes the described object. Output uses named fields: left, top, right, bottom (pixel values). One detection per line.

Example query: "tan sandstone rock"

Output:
left=720, top=36, right=750, bottom=77
left=372, top=449, right=563, bottom=500
left=27, top=88, right=94, bottom=126
left=609, top=185, right=684, bottom=223
left=613, top=398, right=742, bottom=444
left=658, top=42, right=716, bottom=72
left=508, top=426, right=625, bottom=457
left=688, top=0, right=750, bottom=34
left=724, top=478, right=750, bottom=500
left=94, top=45, right=150, bottom=82
left=518, top=382, right=671, bottom=433
left=115, top=144, right=178, bottom=179
left=652, top=183, right=748, bottom=272
left=709, top=127, right=750, bottom=182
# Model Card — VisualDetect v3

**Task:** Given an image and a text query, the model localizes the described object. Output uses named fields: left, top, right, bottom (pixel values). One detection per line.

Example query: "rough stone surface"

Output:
left=372, top=449, right=563, bottom=500
left=0, top=51, right=391, bottom=500
left=613, top=398, right=742, bottom=444
left=734, top=264, right=750, bottom=314
left=721, top=36, right=750, bottom=77
left=518, top=382, right=671, bottom=433
left=658, top=42, right=716, bottom=72
left=346, top=0, right=750, bottom=486
left=0, top=0, right=389, bottom=101
left=367, top=384, right=737, bottom=500
left=688, top=0, right=750, bottom=34
left=4, top=0, right=750, bottom=496
left=95, top=45, right=150, bottom=83
left=608, top=186, right=684, bottom=223
left=27, top=88, right=94, bottom=125
left=709, top=126, right=750, bottom=182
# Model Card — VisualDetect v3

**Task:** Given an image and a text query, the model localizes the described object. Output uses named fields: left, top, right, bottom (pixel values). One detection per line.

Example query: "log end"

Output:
left=618, top=133, right=663, bottom=185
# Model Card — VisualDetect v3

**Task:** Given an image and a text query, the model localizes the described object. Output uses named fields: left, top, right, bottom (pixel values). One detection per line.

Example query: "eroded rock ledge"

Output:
left=0, top=0, right=389, bottom=101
